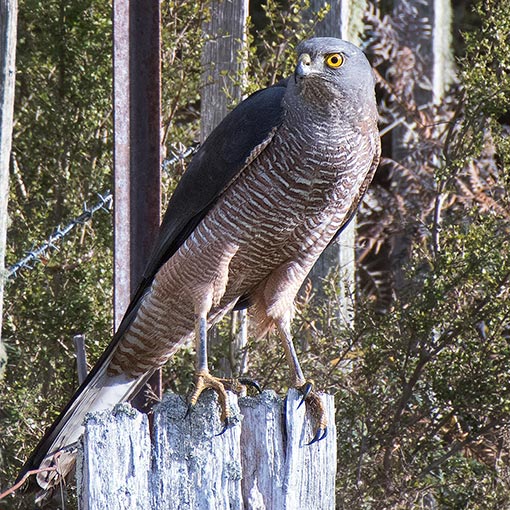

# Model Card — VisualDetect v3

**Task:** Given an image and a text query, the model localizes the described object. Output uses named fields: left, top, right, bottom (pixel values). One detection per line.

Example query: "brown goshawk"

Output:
left=20, top=37, right=380, bottom=497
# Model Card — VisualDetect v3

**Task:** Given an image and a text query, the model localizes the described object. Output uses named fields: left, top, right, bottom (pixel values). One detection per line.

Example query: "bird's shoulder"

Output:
left=144, top=79, right=289, bottom=278
left=110, top=79, right=289, bottom=342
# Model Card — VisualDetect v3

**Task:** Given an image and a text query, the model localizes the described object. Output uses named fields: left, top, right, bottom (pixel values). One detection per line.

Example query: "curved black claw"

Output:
left=216, top=416, right=237, bottom=437
left=298, top=382, right=313, bottom=408
left=307, top=426, right=328, bottom=445
left=295, top=382, right=328, bottom=444
left=238, top=377, right=262, bottom=394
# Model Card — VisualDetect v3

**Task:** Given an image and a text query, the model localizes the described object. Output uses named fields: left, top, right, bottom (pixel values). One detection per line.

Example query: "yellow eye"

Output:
left=325, top=53, right=343, bottom=68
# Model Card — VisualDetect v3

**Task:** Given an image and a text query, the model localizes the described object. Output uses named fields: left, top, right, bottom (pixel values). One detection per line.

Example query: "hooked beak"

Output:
left=295, top=53, right=312, bottom=81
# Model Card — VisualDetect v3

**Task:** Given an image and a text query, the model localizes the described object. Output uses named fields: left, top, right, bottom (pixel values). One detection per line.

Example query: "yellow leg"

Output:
left=276, top=316, right=328, bottom=444
left=189, top=308, right=260, bottom=434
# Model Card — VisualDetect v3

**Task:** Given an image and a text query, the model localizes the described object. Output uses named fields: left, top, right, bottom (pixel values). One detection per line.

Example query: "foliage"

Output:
left=243, top=0, right=328, bottom=94
left=322, top=0, right=510, bottom=507
left=161, top=0, right=205, bottom=200
left=0, top=0, right=113, bottom=507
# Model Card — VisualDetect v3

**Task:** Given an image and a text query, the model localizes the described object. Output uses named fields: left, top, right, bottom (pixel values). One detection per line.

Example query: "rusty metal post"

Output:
left=113, top=0, right=162, bottom=403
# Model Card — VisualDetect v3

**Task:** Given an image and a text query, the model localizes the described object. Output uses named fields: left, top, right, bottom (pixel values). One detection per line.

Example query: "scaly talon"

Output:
left=238, top=377, right=262, bottom=394
left=216, top=416, right=237, bottom=437
left=297, top=382, right=328, bottom=444
left=188, top=371, right=257, bottom=431
left=189, top=371, right=230, bottom=423
left=307, top=425, right=328, bottom=445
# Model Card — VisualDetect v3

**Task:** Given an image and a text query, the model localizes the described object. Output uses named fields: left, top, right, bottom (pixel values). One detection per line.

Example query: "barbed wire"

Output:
left=162, top=144, right=198, bottom=173
left=7, top=191, right=113, bottom=279
left=7, top=144, right=198, bottom=279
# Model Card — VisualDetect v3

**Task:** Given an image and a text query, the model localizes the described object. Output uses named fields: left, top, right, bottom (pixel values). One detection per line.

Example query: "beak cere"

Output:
left=295, top=53, right=312, bottom=79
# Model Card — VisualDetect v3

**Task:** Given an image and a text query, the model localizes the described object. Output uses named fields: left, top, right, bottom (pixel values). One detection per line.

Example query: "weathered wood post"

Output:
left=77, top=406, right=151, bottom=510
left=78, top=390, right=336, bottom=509
left=200, top=0, right=248, bottom=142
left=390, top=0, right=454, bottom=291
left=200, top=0, right=250, bottom=376
left=308, top=0, right=366, bottom=325
left=0, top=0, right=17, bottom=381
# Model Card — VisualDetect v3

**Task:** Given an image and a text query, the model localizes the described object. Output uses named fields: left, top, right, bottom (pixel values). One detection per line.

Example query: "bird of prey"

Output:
left=20, top=37, right=380, bottom=497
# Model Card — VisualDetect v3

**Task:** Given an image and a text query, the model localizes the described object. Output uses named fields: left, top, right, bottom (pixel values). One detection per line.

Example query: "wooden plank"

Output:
left=283, top=390, right=336, bottom=510
left=431, top=0, right=454, bottom=101
left=241, top=389, right=336, bottom=510
left=238, top=392, right=286, bottom=509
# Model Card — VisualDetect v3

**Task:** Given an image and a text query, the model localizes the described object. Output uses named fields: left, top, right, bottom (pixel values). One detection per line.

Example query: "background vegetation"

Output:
left=1, top=0, right=509, bottom=508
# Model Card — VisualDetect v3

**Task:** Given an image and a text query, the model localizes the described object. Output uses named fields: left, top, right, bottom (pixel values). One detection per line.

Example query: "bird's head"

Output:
left=288, top=37, right=376, bottom=116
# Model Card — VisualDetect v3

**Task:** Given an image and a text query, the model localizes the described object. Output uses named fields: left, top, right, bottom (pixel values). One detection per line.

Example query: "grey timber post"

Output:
left=308, top=0, right=366, bottom=325
left=77, top=407, right=151, bottom=510
left=200, top=0, right=249, bottom=142
left=390, top=0, right=454, bottom=290
left=200, top=0, right=250, bottom=376
left=0, top=0, right=17, bottom=380
left=78, top=390, right=336, bottom=509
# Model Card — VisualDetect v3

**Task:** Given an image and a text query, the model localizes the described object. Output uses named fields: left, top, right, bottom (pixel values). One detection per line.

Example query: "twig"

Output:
left=431, top=186, right=446, bottom=256
left=418, top=419, right=499, bottom=478
left=0, top=466, right=58, bottom=500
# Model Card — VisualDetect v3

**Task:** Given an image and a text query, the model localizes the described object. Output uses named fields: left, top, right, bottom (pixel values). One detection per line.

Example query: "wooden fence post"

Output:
left=200, top=0, right=249, bottom=142
left=0, top=0, right=17, bottom=381
left=390, top=0, right=454, bottom=292
left=77, top=405, right=151, bottom=510
left=308, top=0, right=366, bottom=326
left=200, top=0, right=250, bottom=377
left=78, top=390, right=336, bottom=509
